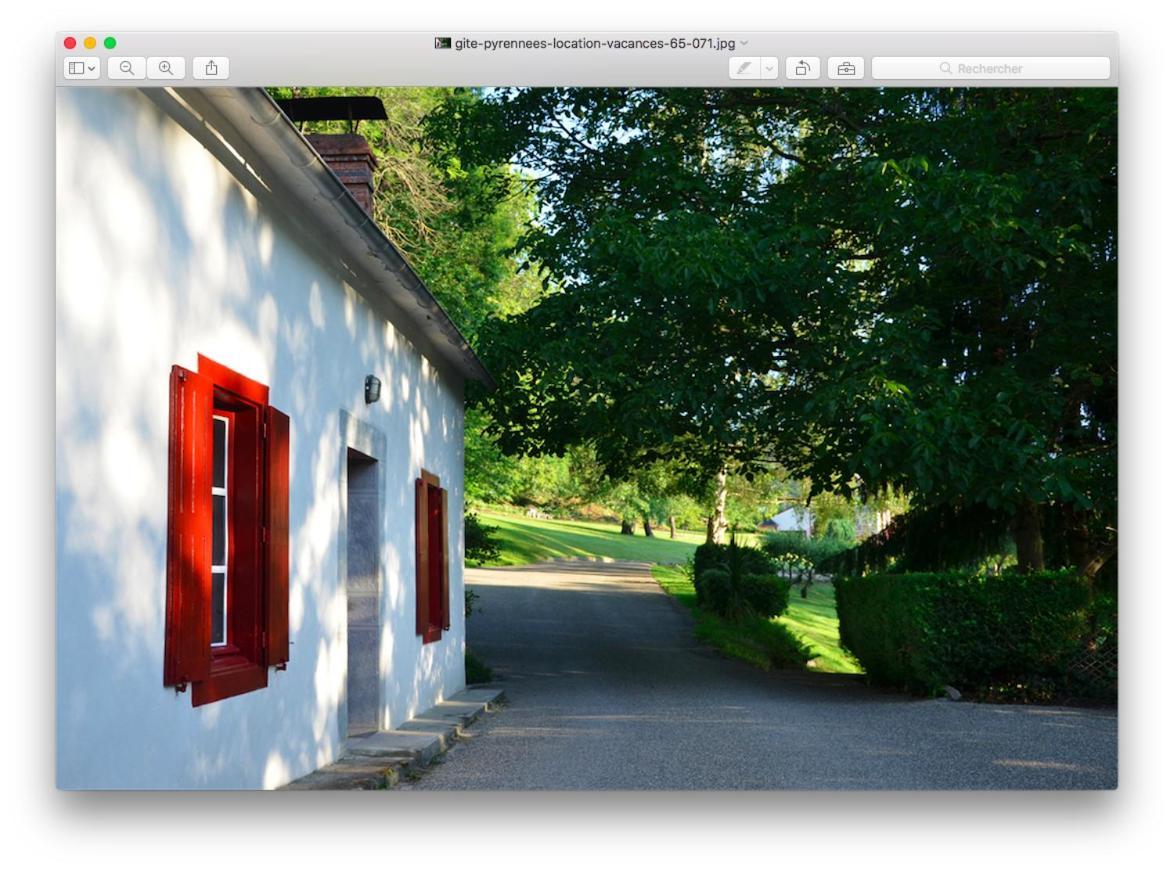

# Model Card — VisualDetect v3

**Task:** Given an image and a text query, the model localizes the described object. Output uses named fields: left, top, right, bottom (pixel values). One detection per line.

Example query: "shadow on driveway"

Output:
left=415, top=560, right=1117, bottom=790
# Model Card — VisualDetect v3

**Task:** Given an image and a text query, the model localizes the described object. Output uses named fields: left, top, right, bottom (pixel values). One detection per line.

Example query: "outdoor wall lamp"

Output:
left=364, top=375, right=381, bottom=404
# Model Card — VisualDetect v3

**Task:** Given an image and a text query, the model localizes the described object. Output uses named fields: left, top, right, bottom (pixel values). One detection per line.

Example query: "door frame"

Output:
left=337, top=410, right=387, bottom=740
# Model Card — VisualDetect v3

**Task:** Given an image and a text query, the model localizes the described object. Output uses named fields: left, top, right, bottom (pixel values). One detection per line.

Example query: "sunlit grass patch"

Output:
left=775, top=583, right=862, bottom=674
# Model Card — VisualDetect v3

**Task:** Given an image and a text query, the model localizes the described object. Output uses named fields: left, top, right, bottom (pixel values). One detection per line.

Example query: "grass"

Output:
left=651, top=565, right=812, bottom=671
left=774, top=584, right=862, bottom=674
left=472, top=510, right=715, bottom=567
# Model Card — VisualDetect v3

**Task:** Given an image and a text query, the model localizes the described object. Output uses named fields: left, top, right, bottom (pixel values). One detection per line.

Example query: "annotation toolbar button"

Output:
left=728, top=57, right=761, bottom=80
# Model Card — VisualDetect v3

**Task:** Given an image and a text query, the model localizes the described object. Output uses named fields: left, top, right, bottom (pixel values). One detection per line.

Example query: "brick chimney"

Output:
left=305, top=133, right=377, bottom=215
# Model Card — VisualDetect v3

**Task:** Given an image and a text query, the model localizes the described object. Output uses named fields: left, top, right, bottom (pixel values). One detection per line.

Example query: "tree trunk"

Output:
left=705, top=515, right=715, bottom=544
left=620, top=519, right=635, bottom=536
left=1013, top=501, right=1045, bottom=573
left=710, top=467, right=729, bottom=545
left=668, top=515, right=677, bottom=539
left=1081, top=542, right=1117, bottom=583
left=642, top=516, right=654, bottom=537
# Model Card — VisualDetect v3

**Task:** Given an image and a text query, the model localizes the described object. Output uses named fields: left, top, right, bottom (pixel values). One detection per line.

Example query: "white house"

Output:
left=764, top=507, right=814, bottom=537
left=55, top=86, right=493, bottom=789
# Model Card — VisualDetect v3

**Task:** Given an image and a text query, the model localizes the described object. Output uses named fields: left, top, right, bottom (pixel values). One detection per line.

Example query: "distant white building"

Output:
left=762, top=507, right=815, bottom=537
left=56, top=87, right=493, bottom=788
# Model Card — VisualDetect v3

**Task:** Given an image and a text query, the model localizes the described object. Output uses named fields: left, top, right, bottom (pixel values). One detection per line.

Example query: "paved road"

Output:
left=410, top=560, right=1117, bottom=790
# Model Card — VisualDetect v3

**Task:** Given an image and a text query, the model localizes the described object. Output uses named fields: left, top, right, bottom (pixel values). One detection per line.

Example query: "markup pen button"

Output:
left=193, top=56, right=230, bottom=80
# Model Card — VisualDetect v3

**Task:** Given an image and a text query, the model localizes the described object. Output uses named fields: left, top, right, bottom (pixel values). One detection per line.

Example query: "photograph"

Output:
left=55, top=57, right=1117, bottom=792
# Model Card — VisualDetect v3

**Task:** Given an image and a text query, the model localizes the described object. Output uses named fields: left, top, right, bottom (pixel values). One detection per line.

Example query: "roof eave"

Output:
left=166, top=86, right=496, bottom=391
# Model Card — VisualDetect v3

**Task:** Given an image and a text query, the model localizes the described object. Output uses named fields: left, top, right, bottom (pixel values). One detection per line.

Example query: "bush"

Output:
left=835, top=570, right=1105, bottom=697
left=740, top=572, right=789, bottom=618
left=689, top=539, right=789, bottom=619
left=464, top=511, right=502, bottom=566
left=464, top=648, right=493, bottom=684
left=763, top=532, right=853, bottom=594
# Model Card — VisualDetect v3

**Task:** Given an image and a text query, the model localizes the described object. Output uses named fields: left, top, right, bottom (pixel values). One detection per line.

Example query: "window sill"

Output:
left=192, top=659, right=268, bottom=706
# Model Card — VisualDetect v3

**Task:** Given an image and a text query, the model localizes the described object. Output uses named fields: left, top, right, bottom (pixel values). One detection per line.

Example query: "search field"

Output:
left=872, top=56, right=1110, bottom=81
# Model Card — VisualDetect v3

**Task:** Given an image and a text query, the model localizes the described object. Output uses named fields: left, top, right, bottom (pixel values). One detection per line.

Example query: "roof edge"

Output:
left=167, top=86, right=496, bottom=391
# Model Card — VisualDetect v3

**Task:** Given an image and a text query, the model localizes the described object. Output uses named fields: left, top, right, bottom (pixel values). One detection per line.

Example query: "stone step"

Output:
left=279, top=686, right=505, bottom=790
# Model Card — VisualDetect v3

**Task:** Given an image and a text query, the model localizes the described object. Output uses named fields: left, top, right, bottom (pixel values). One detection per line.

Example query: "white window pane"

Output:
left=211, top=572, right=226, bottom=646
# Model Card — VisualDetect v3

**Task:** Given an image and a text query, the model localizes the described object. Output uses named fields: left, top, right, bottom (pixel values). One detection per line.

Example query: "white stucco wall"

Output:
left=55, top=87, right=468, bottom=789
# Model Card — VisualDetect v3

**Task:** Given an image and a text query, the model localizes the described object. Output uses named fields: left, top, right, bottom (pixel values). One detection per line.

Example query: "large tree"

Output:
left=432, top=87, right=1116, bottom=573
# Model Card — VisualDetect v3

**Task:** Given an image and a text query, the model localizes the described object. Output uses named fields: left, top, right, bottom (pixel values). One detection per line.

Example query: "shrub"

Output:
left=464, top=648, right=493, bottom=684
left=464, top=511, right=502, bottom=566
left=691, top=542, right=726, bottom=580
left=696, top=567, right=733, bottom=613
left=689, top=539, right=789, bottom=619
left=835, top=570, right=1102, bottom=697
left=763, top=532, right=853, bottom=595
left=740, top=572, right=789, bottom=619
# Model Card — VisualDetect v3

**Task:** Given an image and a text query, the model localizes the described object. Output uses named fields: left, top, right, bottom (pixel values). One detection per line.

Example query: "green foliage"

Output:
left=835, top=570, right=1110, bottom=698
left=268, top=86, right=544, bottom=346
left=827, top=502, right=1015, bottom=575
left=688, top=539, right=788, bottom=619
left=463, top=511, right=502, bottom=567
left=464, top=588, right=480, bottom=619
left=437, top=86, right=1116, bottom=571
left=464, top=648, right=493, bottom=684
left=824, top=517, right=857, bottom=545
left=763, top=531, right=853, bottom=585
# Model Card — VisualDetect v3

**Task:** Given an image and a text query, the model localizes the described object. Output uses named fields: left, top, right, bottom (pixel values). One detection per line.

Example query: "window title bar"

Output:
left=55, top=31, right=1118, bottom=88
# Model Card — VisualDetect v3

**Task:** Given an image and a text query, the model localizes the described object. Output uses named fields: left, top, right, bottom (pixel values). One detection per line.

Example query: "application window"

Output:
left=55, top=30, right=1118, bottom=794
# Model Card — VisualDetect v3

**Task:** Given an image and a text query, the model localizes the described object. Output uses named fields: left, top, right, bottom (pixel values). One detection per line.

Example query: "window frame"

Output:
left=415, top=469, right=450, bottom=644
left=164, top=355, right=290, bottom=707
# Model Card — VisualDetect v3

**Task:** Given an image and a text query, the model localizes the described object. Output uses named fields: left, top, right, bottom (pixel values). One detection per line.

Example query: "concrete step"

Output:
left=279, top=686, right=505, bottom=790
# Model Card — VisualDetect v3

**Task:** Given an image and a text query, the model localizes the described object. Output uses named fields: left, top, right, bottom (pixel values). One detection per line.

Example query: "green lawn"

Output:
left=774, top=584, right=862, bottom=674
left=472, top=510, right=712, bottom=566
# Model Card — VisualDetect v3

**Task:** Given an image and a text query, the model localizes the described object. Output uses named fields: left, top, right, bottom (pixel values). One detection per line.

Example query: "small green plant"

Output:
left=464, top=510, right=502, bottom=566
left=464, top=588, right=480, bottom=618
left=464, top=648, right=493, bottom=684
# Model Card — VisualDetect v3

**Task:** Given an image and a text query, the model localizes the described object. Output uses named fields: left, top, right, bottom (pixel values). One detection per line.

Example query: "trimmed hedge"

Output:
left=835, top=571, right=1099, bottom=696
left=689, top=541, right=789, bottom=619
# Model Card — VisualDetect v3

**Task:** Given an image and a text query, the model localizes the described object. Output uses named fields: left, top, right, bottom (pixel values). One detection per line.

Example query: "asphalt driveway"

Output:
left=409, top=560, right=1117, bottom=790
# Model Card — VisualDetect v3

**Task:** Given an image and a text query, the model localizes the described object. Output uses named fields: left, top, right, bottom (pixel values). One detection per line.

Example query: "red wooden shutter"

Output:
left=264, top=406, right=291, bottom=668
left=164, top=365, right=213, bottom=688
left=440, top=487, right=450, bottom=630
left=414, top=477, right=430, bottom=636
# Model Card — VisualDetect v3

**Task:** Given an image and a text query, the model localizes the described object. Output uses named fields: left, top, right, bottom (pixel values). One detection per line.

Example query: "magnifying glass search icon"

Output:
left=939, top=61, right=953, bottom=74
left=158, top=60, right=172, bottom=74
left=119, top=60, right=133, bottom=74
